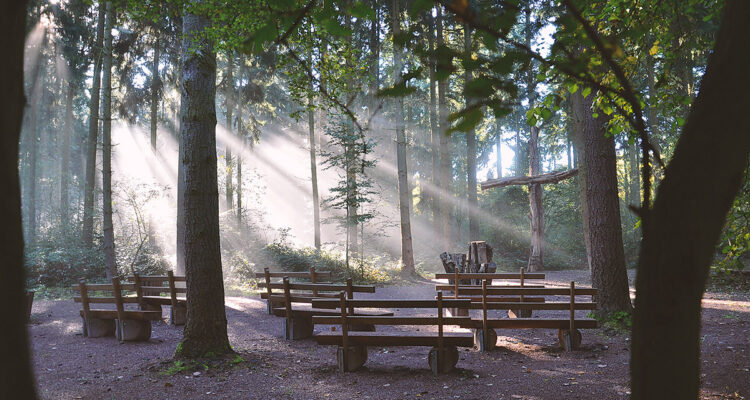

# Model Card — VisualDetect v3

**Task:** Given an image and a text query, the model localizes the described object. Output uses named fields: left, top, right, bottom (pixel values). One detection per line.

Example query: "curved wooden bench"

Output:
left=127, top=272, right=187, bottom=325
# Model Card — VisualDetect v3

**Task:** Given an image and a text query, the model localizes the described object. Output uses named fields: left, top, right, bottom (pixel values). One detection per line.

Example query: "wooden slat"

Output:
left=315, top=331, right=474, bottom=347
left=266, top=294, right=318, bottom=303
left=139, top=285, right=186, bottom=293
left=311, top=298, right=473, bottom=309
left=434, top=273, right=545, bottom=280
left=435, top=286, right=597, bottom=296
left=273, top=308, right=394, bottom=318
left=79, top=309, right=163, bottom=321
left=71, top=283, right=136, bottom=291
left=442, top=295, right=545, bottom=303
left=253, top=271, right=332, bottom=279
left=485, top=318, right=598, bottom=329
left=142, top=296, right=186, bottom=305
left=470, top=302, right=598, bottom=310
left=259, top=282, right=375, bottom=292
left=312, top=316, right=472, bottom=326
left=74, top=296, right=140, bottom=304
left=260, top=292, right=339, bottom=300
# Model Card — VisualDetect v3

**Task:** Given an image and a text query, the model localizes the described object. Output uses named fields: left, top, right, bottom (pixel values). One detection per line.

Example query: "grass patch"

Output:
left=589, top=310, right=632, bottom=334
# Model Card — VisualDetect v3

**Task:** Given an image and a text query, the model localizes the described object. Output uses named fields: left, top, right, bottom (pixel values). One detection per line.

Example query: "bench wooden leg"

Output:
left=337, top=345, right=367, bottom=372
left=115, top=319, right=152, bottom=342
left=472, top=328, right=498, bottom=352
left=83, top=317, right=116, bottom=338
left=266, top=300, right=283, bottom=315
left=170, top=304, right=186, bottom=325
left=284, top=315, right=314, bottom=340
left=507, top=309, right=533, bottom=318
left=558, top=328, right=582, bottom=351
left=428, top=346, right=459, bottom=375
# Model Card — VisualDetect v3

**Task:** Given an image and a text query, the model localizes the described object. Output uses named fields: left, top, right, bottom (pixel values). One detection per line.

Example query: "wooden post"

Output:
left=453, top=268, right=459, bottom=299
left=283, top=277, right=293, bottom=339
left=339, top=291, right=349, bottom=372
left=264, top=267, right=273, bottom=314
left=569, top=281, right=576, bottom=335
left=79, top=279, right=90, bottom=336
left=168, top=270, right=177, bottom=311
left=436, top=291, right=443, bottom=374
left=519, top=267, right=525, bottom=303
left=112, top=277, right=126, bottom=343
left=346, top=278, right=354, bottom=315
left=482, top=280, right=488, bottom=350
left=310, top=266, right=318, bottom=297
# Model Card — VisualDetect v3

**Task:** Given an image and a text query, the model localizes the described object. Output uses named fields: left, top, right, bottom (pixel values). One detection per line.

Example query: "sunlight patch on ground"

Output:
left=225, top=296, right=264, bottom=311
left=701, top=298, right=750, bottom=311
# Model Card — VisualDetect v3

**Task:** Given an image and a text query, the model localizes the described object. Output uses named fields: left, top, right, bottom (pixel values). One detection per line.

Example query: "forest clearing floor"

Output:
left=29, top=269, right=750, bottom=400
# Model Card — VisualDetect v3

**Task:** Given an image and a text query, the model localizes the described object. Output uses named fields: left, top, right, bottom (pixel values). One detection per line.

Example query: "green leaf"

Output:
left=466, top=77, right=495, bottom=99
left=568, top=83, right=578, bottom=94
left=323, top=18, right=352, bottom=37
left=676, top=117, right=686, bottom=127
left=377, top=83, right=416, bottom=98
left=448, top=108, right=483, bottom=134
left=582, top=87, right=591, bottom=98
left=491, top=106, right=512, bottom=118
left=350, top=1, right=376, bottom=20
left=541, top=108, right=552, bottom=120
left=409, top=0, right=433, bottom=16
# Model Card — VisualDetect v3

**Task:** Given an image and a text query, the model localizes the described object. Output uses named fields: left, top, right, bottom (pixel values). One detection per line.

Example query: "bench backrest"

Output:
left=267, top=277, right=376, bottom=315
left=129, top=271, right=186, bottom=309
left=73, top=278, right=135, bottom=321
left=435, top=267, right=544, bottom=296
left=256, top=267, right=333, bottom=300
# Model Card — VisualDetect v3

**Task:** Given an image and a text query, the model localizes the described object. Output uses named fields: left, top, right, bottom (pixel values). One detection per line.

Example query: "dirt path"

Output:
left=29, top=270, right=750, bottom=399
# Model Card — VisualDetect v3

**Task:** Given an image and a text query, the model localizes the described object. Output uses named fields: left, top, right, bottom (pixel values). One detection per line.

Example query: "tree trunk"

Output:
left=0, top=1, right=36, bottom=398
left=26, top=64, right=41, bottom=248
left=464, top=24, right=478, bottom=242
left=150, top=30, right=160, bottom=150
left=495, top=121, right=502, bottom=178
left=308, top=42, right=321, bottom=250
left=224, top=51, right=233, bottom=211
left=60, top=81, right=74, bottom=229
left=101, top=1, right=116, bottom=279
left=527, top=126, right=543, bottom=271
left=632, top=2, right=750, bottom=397
left=436, top=7, right=451, bottom=249
left=82, top=4, right=106, bottom=247
left=391, top=0, right=415, bottom=275
left=427, top=13, right=441, bottom=238
left=175, top=6, right=231, bottom=358
left=236, top=57, right=246, bottom=225
left=571, top=90, right=631, bottom=314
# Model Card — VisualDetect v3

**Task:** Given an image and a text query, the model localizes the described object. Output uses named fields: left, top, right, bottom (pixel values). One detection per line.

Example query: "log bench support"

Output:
left=116, top=319, right=152, bottom=342
left=337, top=345, right=368, bottom=372
left=170, top=303, right=186, bottom=326
left=428, top=346, right=459, bottom=375
left=82, top=316, right=115, bottom=338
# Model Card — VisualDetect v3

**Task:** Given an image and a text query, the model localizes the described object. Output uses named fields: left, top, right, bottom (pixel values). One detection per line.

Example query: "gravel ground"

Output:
left=29, top=269, right=750, bottom=399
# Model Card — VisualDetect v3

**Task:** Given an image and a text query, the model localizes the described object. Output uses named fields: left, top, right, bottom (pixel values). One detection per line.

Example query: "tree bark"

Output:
left=60, top=81, right=74, bottom=229
left=631, top=2, right=750, bottom=397
left=571, top=90, right=631, bottom=314
left=527, top=126, right=543, bottom=271
left=392, top=0, right=415, bottom=275
left=308, top=41, right=321, bottom=250
left=0, top=1, right=36, bottom=397
left=26, top=62, right=41, bottom=248
left=101, top=1, right=116, bottom=279
left=427, top=12, right=441, bottom=238
left=224, top=51, right=233, bottom=211
left=82, top=4, right=106, bottom=247
left=436, top=7, right=451, bottom=249
left=495, top=121, right=502, bottom=178
left=150, top=29, right=160, bottom=150
left=176, top=5, right=231, bottom=358
left=464, top=23, right=478, bottom=242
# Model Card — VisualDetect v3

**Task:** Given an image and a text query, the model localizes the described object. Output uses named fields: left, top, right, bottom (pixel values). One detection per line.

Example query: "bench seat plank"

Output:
left=315, top=331, right=474, bottom=347
left=141, top=295, right=187, bottom=305
left=486, top=318, right=597, bottom=329
left=479, top=302, right=597, bottom=311
left=272, top=307, right=393, bottom=318
left=79, top=309, right=162, bottom=321
left=313, top=316, right=472, bottom=326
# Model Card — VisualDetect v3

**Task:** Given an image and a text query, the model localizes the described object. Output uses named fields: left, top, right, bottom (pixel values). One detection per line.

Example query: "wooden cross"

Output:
left=479, top=126, right=578, bottom=271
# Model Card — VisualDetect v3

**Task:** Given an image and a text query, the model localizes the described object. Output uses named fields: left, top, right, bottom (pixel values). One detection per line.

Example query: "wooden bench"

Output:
left=73, top=278, right=162, bottom=343
left=255, top=267, right=332, bottom=314
left=312, top=293, right=474, bottom=375
left=463, top=281, right=598, bottom=352
left=435, top=268, right=546, bottom=318
left=268, top=277, right=393, bottom=340
left=128, top=271, right=187, bottom=325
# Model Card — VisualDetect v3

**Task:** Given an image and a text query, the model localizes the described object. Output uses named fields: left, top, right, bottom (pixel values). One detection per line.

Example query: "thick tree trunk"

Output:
left=101, top=1, right=116, bottom=279
left=150, top=31, right=160, bottom=150
left=82, top=5, right=106, bottom=247
left=571, top=90, right=631, bottom=314
left=26, top=68, right=41, bottom=248
left=308, top=44, right=321, bottom=250
left=224, top=51, right=233, bottom=210
left=464, top=24, right=478, bottom=242
left=175, top=6, right=231, bottom=358
left=527, top=126, right=543, bottom=271
left=427, top=13, right=441, bottom=237
left=436, top=7, right=451, bottom=249
left=0, top=1, right=36, bottom=398
left=60, top=81, right=74, bottom=229
left=392, top=0, right=415, bottom=275
left=632, top=2, right=750, bottom=397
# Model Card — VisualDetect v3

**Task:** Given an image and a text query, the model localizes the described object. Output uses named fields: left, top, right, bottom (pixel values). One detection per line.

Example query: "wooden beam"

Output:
left=480, top=169, right=579, bottom=190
